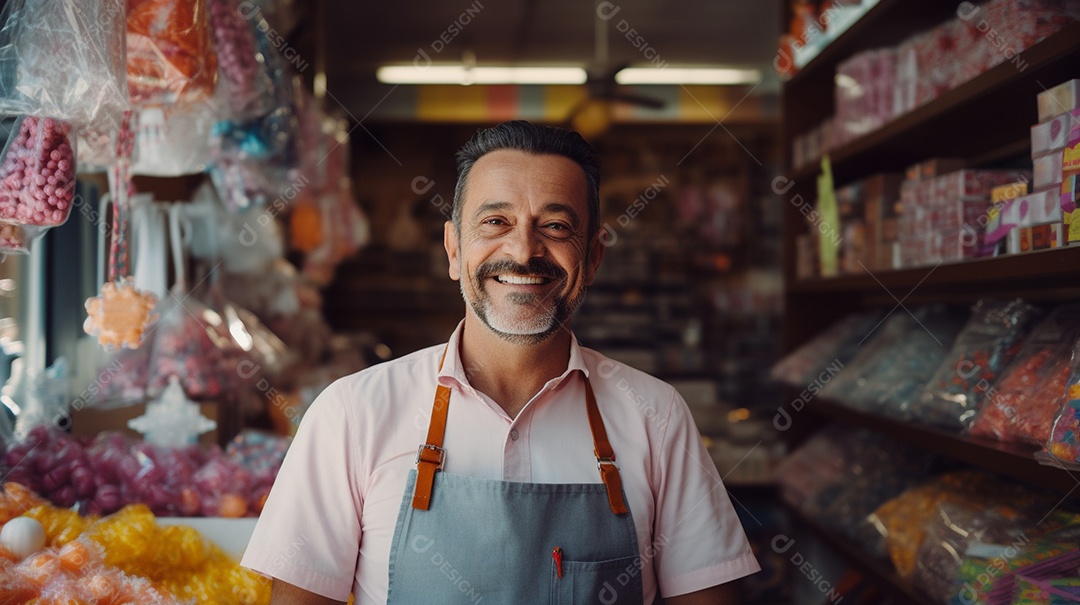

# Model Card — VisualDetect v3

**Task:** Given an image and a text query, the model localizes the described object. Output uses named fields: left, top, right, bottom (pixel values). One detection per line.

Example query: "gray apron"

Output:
left=385, top=371, right=645, bottom=604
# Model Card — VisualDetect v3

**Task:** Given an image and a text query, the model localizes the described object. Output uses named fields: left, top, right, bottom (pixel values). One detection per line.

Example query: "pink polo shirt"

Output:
left=242, top=323, right=760, bottom=603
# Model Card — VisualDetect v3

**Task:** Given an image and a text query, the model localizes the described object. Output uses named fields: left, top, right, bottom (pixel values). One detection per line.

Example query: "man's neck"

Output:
left=458, top=314, right=573, bottom=419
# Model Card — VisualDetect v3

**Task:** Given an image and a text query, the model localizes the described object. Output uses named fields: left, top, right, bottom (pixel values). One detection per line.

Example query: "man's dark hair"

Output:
left=453, top=120, right=601, bottom=239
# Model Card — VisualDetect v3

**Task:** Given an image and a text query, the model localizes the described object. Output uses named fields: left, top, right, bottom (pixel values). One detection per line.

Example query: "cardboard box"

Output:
left=1038, top=79, right=1080, bottom=122
left=1033, top=149, right=1064, bottom=190
left=1031, top=109, right=1080, bottom=156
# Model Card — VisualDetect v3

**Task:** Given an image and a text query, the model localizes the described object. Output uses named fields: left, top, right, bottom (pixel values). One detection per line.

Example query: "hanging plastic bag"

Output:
left=0, top=115, right=76, bottom=254
left=126, top=0, right=218, bottom=107
left=208, top=0, right=273, bottom=119
left=0, top=0, right=128, bottom=136
left=144, top=205, right=249, bottom=399
left=131, top=105, right=216, bottom=176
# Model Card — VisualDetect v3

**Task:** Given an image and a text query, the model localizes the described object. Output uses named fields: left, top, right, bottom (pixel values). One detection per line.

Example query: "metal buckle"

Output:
left=416, top=444, right=446, bottom=468
left=596, top=457, right=619, bottom=471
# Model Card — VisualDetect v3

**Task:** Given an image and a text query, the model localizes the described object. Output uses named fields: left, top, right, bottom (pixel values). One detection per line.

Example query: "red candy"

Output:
left=0, top=117, right=75, bottom=227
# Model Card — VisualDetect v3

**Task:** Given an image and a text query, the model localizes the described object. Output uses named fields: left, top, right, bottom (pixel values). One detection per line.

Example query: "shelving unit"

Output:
left=779, top=0, right=1080, bottom=598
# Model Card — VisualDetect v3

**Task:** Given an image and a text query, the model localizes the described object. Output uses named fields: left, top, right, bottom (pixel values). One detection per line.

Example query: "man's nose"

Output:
left=503, top=223, right=545, bottom=264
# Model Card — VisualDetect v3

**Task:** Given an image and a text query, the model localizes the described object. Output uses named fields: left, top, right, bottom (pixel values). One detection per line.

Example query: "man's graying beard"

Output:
left=462, top=257, right=586, bottom=345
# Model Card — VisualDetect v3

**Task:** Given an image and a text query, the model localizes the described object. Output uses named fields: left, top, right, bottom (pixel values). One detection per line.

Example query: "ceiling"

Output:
left=320, top=0, right=782, bottom=118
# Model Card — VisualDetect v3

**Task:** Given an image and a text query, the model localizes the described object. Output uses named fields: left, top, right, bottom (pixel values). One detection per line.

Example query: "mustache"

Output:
left=476, top=258, right=566, bottom=281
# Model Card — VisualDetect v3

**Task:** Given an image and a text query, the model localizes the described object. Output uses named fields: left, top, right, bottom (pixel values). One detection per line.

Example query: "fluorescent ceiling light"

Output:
left=376, top=65, right=587, bottom=85
left=615, top=67, right=760, bottom=85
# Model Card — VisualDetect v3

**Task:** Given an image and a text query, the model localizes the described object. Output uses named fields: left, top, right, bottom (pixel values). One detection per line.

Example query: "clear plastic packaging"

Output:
left=0, top=0, right=128, bottom=134
left=0, top=116, right=76, bottom=254
left=208, top=0, right=273, bottom=119
left=1046, top=337, right=1080, bottom=468
left=131, top=105, right=214, bottom=177
left=909, top=298, right=1042, bottom=430
left=769, top=311, right=884, bottom=387
left=969, top=303, right=1080, bottom=444
left=126, top=0, right=218, bottom=107
left=831, top=306, right=968, bottom=418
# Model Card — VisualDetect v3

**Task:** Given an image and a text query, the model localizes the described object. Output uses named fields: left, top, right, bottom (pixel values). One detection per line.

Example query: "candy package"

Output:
left=909, top=299, right=1042, bottom=430
left=131, top=105, right=215, bottom=177
left=0, top=0, right=128, bottom=135
left=774, top=424, right=932, bottom=541
left=969, top=304, right=1080, bottom=444
left=840, top=306, right=968, bottom=418
left=952, top=525, right=1080, bottom=605
left=1046, top=338, right=1080, bottom=468
left=208, top=0, right=273, bottom=119
left=225, top=430, right=290, bottom=514
left=0, top=116, right=76, bottom=254
left=912, top=500, right=1073, bottom=602
left=769, top=311, right=884, bottom=387
left=127, top=0, right=218, bottom=107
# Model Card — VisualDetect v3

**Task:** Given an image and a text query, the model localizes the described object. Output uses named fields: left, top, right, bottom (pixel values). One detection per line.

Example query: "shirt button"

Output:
left=510, top=429, right=520, bottom=441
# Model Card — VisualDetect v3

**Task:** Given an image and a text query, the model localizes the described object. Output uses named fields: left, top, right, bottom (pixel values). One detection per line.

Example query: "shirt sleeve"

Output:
left=652, top=388, right=760, bottom=598
left=241, top=381, right=361, bottom=601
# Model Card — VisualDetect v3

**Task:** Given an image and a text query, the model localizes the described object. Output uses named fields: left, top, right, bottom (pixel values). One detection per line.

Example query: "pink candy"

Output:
left=0, top=116, right=75, bottom=227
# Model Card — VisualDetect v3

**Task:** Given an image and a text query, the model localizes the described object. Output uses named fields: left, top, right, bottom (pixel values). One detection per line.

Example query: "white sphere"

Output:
left=0, top=516, right=46, bottom=560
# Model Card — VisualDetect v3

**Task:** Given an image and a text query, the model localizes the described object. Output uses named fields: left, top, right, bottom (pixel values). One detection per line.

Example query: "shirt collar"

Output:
left=438, top=320, right=590, bottom=392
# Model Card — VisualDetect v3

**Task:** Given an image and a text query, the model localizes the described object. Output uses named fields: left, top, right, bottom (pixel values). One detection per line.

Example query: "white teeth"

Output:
left=496, top=275, right=547, bottom=285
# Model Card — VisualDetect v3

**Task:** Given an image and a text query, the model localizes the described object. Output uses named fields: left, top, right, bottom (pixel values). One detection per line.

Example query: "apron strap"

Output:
left=412, top=348, right=628, bottom=516
left=585, top=379, right=629, bottom=515
left=412, top=348, right=451, bottom=510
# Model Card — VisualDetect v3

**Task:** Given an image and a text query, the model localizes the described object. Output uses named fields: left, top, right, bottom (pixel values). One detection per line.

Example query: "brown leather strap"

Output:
left=585, top=378, right=628, bottom=515
left=412, top=350, right=451, bottom=510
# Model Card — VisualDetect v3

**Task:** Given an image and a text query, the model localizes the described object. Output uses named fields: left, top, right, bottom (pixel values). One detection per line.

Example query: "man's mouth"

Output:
left=492, top=274, right=553, bottom=285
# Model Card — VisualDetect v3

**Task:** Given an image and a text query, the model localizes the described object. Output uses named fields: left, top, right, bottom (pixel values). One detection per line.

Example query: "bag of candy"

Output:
left=969, top=303, right=1080, bottom=444
left=208, top=0, right=273, bottom=119
left=909, top=298, right=1041, bottom=430
left=0, top=115, right=77, bottom=254
left=131, top=105, right=216, bottom=177
left=0, top=0, right=128, bottom=136
left=127, top=0, right=217, bottom=107
left=770, top=310, right=884, bottom=388
left=1045, top=338, right=1080, bottom=469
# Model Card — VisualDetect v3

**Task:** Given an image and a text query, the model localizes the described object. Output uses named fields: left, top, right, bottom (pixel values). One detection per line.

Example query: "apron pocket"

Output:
left=551, top=555, right=644, bottom=605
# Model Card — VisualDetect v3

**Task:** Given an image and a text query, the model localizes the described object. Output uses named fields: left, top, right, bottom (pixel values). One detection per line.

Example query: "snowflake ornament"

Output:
left=84, top=278, right=158, bottom=349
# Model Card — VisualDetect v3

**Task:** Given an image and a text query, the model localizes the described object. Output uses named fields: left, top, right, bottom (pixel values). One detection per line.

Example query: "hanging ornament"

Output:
left=128, top=375, right=217, bottom=447
left=83, top=111, right=158, bottom=349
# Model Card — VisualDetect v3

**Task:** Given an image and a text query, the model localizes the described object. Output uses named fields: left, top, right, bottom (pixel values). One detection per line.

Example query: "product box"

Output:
left=1031, top=109, right=1080, bottom=156
left=1033, top=149, right=1064, bottom=190
left=991, top=181, right=1029, bottom=204
left=1038, top=79, right=1080, bottom=122
left=905, top=158, right=965, bottom=182
left=1011, top=188, right=1063, bottom=251
left=1002, top=195, right=1032, bottom=255
left=1062, top=116, right=1080, bottom=245
left=862, top=173, right=903, bottom=270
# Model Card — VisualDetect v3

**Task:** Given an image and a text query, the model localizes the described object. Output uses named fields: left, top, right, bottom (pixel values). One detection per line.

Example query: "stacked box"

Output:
left=898, top=170, right=1029, bottom=267
left=1037, top=79, right=1080, bottom=122
left=835, top=49, right=898, bottom=144
left=1031, top=109, right=1080, bottom=156
left=1033, top=149, right=1064, bottom=190
left=862, top=174, right=903, bottom=271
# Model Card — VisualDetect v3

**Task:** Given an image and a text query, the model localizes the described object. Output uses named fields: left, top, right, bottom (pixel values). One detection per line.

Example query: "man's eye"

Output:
left=482, top=218, right=506, bottom=226
left=544, top=223, right=568, bottom=231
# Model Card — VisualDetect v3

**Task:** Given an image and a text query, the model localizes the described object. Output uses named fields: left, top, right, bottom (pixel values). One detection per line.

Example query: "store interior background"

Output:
left=5, top=0, right=1080, bottom=603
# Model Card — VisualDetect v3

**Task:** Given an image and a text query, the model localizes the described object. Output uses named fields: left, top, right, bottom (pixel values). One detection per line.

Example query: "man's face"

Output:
left=445, top=149, right=604, bottom=345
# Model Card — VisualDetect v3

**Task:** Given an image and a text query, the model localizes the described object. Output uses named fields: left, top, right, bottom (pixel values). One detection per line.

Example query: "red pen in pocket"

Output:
left=552, top=546, right=563, bottom=579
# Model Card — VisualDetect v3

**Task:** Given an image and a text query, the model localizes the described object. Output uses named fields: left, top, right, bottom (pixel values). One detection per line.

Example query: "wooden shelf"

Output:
left=787, top=246, right=1080, bottom=296
left=785, top=0, right=958, bottom=90
left=786, top=505, right=932, bottom=605
left=789, top=21, right=1080, bottom=186
left=808, top=397, right=1080, bottom=500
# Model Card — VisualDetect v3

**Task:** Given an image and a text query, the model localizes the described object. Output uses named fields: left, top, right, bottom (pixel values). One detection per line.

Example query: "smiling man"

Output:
left=243, top=121, right=760, bottom=604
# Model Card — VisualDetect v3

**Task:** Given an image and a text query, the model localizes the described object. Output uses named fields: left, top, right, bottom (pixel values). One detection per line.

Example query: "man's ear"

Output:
left=584, top=230, right=606, bottom=286
left=444, top=221, right=461, bottom=281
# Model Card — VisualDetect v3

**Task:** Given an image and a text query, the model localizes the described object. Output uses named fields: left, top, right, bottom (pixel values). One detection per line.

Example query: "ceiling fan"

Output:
left=567, top=2, right=665, bottom=136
